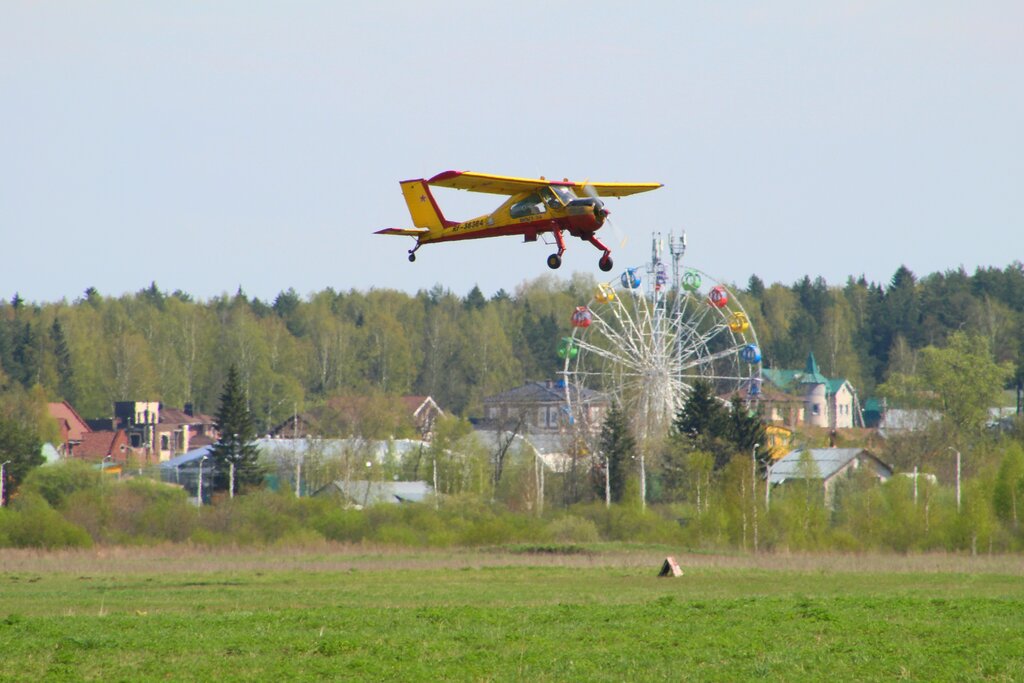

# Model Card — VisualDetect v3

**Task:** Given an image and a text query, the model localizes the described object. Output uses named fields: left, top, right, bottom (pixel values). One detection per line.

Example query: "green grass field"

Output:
left=1, top=546, right=1022, bottom=681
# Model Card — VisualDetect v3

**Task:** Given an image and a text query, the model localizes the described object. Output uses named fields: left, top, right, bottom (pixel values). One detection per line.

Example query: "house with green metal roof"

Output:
left=761, top=352, right=861, bottom=429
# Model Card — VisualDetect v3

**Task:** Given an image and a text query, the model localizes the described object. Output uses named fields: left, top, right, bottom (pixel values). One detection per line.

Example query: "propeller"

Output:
left=583, top=183, right=627, bottom=249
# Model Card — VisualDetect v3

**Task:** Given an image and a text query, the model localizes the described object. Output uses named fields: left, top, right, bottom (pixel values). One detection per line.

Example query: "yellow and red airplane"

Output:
left=375, top=170, right=662, bottom=271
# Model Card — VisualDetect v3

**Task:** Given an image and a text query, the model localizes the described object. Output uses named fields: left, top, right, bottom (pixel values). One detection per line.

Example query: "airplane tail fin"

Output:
left=400, top=179, right=452, bottom=230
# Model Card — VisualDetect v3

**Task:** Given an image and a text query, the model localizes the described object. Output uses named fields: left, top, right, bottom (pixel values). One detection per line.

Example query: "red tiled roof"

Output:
left=400, top=396, right=427, bottom=413
left=159, top=406, right=215, bottom=425
left=400, top=395, right=444, bottom=416
left=75, top=430, right=129, bottom=461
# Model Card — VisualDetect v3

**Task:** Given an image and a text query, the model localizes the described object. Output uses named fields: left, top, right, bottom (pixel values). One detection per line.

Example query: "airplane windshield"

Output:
left=538, top=187, right=563, bottom=209
left=551, top=185, right=577, bottom=204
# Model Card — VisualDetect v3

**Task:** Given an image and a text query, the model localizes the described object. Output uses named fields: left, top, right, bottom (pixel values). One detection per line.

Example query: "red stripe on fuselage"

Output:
left=420, top=217, right=600, bottom=245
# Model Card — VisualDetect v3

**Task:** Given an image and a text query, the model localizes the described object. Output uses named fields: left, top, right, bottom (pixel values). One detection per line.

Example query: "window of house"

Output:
left=812, top=404, right=821, bottom=416
left=161, top=435, right=169, bottom=451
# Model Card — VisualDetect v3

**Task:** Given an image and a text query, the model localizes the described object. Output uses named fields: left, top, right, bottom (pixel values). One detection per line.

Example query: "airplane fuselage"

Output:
left=375, top=170, right=661, bottom=272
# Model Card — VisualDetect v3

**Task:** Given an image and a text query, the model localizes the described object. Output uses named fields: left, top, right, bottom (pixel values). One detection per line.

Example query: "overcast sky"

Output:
left=3, top=2, right=1022, bottom=304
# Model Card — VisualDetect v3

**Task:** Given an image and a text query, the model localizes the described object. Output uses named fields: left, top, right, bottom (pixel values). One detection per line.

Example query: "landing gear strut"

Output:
left=408, top=241, right=421, bottom=263
left=586, top=233, right=614, bottom=272
left=547, top=229, right=567, bottom=270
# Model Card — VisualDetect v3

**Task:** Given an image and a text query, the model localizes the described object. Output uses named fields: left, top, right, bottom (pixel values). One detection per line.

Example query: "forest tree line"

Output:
left=2, top=262, right=1024, bottom=550
left=2, top=262, right=1023, bottom=431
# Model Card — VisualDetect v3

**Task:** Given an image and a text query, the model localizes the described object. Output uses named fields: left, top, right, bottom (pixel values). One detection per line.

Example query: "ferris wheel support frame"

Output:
left=560, top=231, right=763, bottom=508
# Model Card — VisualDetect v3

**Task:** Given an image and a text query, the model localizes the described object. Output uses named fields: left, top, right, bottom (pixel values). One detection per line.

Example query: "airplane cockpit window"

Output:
left=550, top=185, right=577, bottom=205
left=538, top=186, right=563, bottom=210
left=510, top=193, right=547, bottom=219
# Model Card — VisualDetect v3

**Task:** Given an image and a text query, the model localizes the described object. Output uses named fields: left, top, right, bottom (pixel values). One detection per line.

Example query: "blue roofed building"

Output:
left=159, top=446, right=215, bottom=504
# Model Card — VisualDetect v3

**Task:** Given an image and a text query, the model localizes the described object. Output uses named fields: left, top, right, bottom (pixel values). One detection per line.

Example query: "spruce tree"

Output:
left=50, top=319, right=75, bottom=403
left=674, top=379, right=763, bottom=470
left=673, top=379, right=729, bottom=442
left=0, top=415, right=44, bottom=505
left=727, top=395, right=768, bottom=468
left=210, top=364, right=263, bottom=494
left=463, top=285, right=486, bottom=310
left=598, top=402, right=635, bottom=503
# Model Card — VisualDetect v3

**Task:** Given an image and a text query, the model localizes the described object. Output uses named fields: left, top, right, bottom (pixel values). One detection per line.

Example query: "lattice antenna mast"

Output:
left=646, top=232, right=663, bottom=288
left=668, top=231, right=687, bottom=295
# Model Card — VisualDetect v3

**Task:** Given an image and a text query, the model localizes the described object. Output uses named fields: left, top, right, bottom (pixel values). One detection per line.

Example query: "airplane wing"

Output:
left=571, top=181, right=663, bottom=197
left=427, top=170, right=662, bottom=197
left=427, top=170, right=567, bottom=195
left=374, top=227, right=430, bottom=236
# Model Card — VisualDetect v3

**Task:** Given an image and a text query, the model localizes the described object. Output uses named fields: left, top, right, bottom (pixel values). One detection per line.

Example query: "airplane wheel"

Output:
left=408, top=253, right=416, bottom=262
left=599, top=255, right=613, bottom=272
left=547, top=254, right=562, bottom=270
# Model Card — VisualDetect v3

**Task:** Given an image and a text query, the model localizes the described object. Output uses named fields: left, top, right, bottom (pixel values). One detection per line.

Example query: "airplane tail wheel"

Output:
left=599, top=254, right=613, bottom=272
left=547, top=254, right=562, bottom=269
left=408, top=253, right=416, bottom=262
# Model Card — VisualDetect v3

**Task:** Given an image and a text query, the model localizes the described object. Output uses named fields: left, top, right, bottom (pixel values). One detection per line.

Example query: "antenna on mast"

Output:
left=668, top=231, right=687, bottom=293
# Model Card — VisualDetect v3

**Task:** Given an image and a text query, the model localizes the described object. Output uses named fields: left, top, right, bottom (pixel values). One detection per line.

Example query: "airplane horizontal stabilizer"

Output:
left=374, top=227, right=430, bottom=236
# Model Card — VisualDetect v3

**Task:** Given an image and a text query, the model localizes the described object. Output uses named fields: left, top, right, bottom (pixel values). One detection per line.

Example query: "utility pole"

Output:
left=0, top=460, right=10, bottom=507
left=949, top=447, right=961, bottom=513
left=294, top=405, right=301, bottom=498
left=229, top=433, right=238, bottom=499
left=197, top=455, right=208, bottom=506
left=913, top=465, right=918, bottom=505
left=751, top=443, right=760, bottom=552
left=639, top=452, right=647, bottom=511
left=604, top=450, right=611, bottom=508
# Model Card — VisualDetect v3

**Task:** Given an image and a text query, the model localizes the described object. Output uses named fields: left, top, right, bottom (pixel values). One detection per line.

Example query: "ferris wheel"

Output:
left=559, top=232, right=763, bottom=441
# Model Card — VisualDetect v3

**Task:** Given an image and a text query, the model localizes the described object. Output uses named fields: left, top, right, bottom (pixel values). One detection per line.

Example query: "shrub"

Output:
left=546, top=515, right=600, bottom=544
left=188, top=527, right=227, bottom=547
left=0, top=494, right=92, bottom=549
left=311, top=507, right=369, bottom=543
left=135, top=498, right=197, bottom=543
left=61, top=488, right=108, bottom=541
left=458, top=517, right=517, bottom=546
left=572, top=502, right=686, bottom=544
left=375, top=524, right=422, bottom=547
left=20, top=460, right=101, bottom=508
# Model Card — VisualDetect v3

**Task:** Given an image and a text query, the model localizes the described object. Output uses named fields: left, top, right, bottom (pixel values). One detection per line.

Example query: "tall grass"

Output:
left=3, top=460, right=1022, bottom=553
